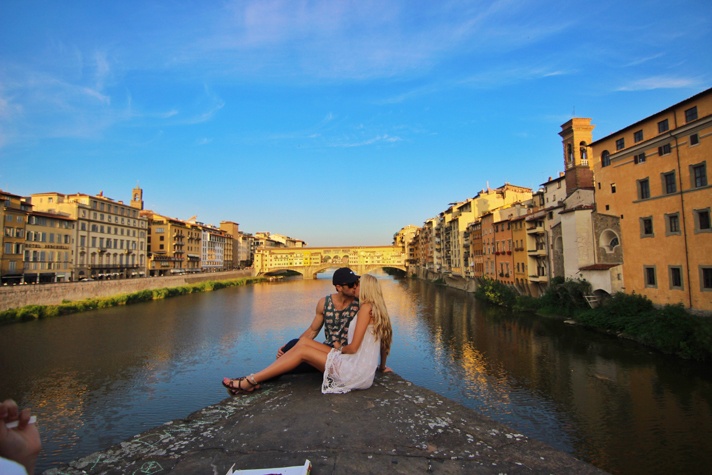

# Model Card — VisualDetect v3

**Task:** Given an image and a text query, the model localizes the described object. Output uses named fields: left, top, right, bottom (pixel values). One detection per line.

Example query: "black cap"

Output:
left=332, top=267, right=359, bottom=285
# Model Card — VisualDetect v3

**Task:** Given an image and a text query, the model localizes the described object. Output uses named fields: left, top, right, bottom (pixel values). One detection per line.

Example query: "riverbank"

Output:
left=43, top=372, right=607, bottom=475
left=0, top=270, right=257, bottom=312
left=0, top=271, right=265, bottom=324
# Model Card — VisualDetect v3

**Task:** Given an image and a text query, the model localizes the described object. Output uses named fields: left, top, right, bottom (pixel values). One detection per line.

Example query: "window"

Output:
left=692, top=163, right=707, bottom=188
left=669, top=266, right=683, bottom=290
left=641, top=217, right=654, bottom=237
left=644, top=266, right=657, bottom=288
left=690, top=133, right=700, bottom=146
left=702, top=267, right=712, bottom=291
left=658, top=143, right=672, bottom=156
left=634, top=152, right=646, bottom=164
left=601, top=151, right=611, bottom=167
left=634, top=130, right=644, bottom=142
left=666, top=213, right=680, bottom=234
left=695, top=208, right=711, bottom=232
left=685, top=106, right=698, bottom=123
left=658, top=119, right=669, bottom=133
left=663, top=171, right=677, bottom=194
left=611, top=183, right=616, bottom=193
left=638, top=178, right=650, bottom=199
left=615, top=138, right=625, bottom=150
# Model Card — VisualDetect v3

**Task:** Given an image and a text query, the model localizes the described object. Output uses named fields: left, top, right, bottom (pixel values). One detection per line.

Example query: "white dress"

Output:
left=322, top=313, right=381, bottom=394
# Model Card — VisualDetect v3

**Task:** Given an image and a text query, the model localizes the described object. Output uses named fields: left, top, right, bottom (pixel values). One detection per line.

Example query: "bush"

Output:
left=514, top=294, right=542, bottom=312
left=475, top=277, right=517, bottom=308
left=538, top=277, right=592, bottom=316
left=576, top=293, right=712, bottom=362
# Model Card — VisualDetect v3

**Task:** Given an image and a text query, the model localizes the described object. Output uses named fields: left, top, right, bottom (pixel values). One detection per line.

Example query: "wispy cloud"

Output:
left=616, top=76, right=701, bottom=91
left=187, top=0, right=577, bottom=81
left=334, top=134, right=402, bottom=148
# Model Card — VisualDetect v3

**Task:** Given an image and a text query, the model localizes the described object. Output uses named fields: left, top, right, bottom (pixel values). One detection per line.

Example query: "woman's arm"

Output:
left=340, top=303, right=372, bottom=355
left=378, top=344, right=392, bottom=372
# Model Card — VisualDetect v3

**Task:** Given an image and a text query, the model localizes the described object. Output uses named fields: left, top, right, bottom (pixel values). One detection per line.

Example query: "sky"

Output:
left=1, top=1, right=711, bottom=246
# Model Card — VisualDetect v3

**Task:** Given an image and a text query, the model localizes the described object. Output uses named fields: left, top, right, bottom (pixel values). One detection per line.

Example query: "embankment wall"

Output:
left=0, top=270, right=252, bottom=312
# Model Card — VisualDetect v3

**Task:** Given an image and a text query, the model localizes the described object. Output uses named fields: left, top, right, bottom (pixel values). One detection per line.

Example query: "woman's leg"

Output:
left=251, top=339, right=331, bottom=383
left=224, top=339, right=333, bottom=391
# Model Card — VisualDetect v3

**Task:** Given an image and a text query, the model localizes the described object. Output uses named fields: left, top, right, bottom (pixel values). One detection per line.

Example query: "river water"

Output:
left=1, top=274, right=711, bottom=474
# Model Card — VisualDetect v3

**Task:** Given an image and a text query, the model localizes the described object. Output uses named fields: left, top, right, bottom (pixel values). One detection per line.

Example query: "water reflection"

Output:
left=0, top=276, right=710, bottom=474
left=392, top=279, right=712, bottom=474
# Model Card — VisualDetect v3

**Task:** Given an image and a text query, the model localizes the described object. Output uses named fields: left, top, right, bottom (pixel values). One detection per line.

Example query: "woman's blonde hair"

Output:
left=359, top=274, right=392, bottom=355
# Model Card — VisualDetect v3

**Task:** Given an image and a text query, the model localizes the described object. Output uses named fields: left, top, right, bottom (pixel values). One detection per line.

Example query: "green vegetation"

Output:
left=474, top=277, right=517, bottom=308
left=473, top=276, right=712, bottom=362
left=0, top=277, right=264, bottom=325
left=576, top=293, right=712, bottom=362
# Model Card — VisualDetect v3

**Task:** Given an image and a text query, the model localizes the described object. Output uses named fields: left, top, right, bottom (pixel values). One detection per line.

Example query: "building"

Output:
left=1, top=190, right=30, bottom=285
left=24, top=210, right=75, bottom=283
left=200, top=224, right=231, bottom=272
left=393, top=225, right=418, bottom=273
left=558, top=119, right=623, bottom=298
left=143, top=212, right=199, bottom=276
left=220, top=221, right=243, bottom=270
left=30, top=189, right=148, bottom=280
left=591, top=88, right=712, bottom=312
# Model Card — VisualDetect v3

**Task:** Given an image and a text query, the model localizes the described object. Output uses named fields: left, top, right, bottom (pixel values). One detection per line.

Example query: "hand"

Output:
left=332, top=342, right=342, bottom=350
left=276, top=346, right=286, bottom=359
left=379, top=366, right=393, bottom=373
left=0, top=399, right=41, bottom=474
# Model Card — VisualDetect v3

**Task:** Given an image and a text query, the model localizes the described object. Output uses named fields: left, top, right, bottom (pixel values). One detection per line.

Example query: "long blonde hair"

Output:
left=359, top=274, right=393, bottom=355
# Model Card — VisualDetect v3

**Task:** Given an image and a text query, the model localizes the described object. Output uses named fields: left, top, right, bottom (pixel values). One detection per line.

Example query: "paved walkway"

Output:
left=45, top=373, right=607, bottom=474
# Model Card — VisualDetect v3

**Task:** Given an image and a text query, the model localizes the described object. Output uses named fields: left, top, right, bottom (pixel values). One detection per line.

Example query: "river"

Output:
left=0, top=274, right=711, bottom=474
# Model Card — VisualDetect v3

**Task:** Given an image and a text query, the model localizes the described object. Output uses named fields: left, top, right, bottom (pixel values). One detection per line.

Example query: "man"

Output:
left=276, top=267, right=360, bottom=371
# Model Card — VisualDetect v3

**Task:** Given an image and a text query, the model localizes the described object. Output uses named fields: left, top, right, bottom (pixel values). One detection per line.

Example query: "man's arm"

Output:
left=299, top=296, right=326, bottom=340
left=276, top=297, right=326, bottom=358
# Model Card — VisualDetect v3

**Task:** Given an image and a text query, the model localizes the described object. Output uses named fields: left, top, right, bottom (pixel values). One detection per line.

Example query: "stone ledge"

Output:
left=44, top=373, right=607, bottom=474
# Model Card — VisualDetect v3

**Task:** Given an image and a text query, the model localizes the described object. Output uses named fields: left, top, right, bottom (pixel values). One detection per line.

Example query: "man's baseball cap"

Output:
left=332, top=267, right=359, bottom=285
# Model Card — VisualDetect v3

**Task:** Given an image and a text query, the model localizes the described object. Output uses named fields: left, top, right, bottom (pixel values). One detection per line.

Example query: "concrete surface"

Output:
left=44, top=372, right=608, bottom=474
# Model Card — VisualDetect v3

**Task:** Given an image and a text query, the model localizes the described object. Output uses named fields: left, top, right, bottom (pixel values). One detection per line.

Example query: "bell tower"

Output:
left=130, top=185, right=144, bottom=210
left=559, top=118, right=595, bottom=194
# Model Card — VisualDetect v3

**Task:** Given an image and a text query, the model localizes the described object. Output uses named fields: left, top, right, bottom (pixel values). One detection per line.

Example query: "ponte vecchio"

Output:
left=252, top=245, right=407, bottom=279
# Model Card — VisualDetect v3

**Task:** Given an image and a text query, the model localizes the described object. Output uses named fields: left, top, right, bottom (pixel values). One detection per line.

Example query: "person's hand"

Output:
left=276, top=346, right=286, bottom=359
left=332, top=342, right=342, bottom=350
left=0, top=399, right=41, bottom=474
left=379, top=366, right=392, bottom=373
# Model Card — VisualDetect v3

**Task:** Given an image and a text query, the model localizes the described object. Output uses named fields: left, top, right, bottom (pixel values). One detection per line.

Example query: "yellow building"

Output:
left=591, top=88, right=712, bottom=312
left=1, top=190, right=30, bottom=285
left=31, top=190, right=148, bottom=280
left=143, top=212, right=193, bottom=276
left=24, top=210, right=75, bottom=283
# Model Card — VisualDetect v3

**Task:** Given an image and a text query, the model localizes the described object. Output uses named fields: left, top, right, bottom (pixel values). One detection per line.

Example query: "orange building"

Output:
left=591, top=88, right=712, bottom=312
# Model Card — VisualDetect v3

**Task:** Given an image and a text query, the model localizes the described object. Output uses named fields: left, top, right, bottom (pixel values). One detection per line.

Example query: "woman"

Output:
left=222, top=274, right=392, bottom=395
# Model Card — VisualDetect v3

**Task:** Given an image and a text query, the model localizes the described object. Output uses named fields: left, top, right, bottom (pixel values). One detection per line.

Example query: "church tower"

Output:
left=130, top=185, right=144, bottom=210
left=559, top=118, right=595, bottom=194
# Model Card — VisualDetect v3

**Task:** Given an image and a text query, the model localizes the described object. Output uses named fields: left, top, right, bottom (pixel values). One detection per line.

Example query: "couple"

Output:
left=222, top=268, right=392, bottom=395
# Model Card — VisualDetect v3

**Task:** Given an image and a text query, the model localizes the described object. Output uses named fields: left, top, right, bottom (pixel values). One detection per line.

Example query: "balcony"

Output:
left=529, top=274, right=549, bottom=283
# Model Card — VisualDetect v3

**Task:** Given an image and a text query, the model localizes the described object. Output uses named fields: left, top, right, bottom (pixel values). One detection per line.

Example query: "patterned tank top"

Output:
left=323, top=295, right=360, bottom=346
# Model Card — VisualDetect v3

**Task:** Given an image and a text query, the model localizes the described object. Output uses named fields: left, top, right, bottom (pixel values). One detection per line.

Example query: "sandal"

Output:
left=222, top=374, right=259, bottom=395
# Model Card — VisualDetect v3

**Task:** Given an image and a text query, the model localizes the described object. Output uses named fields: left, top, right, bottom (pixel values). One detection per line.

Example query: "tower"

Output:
left=559, top=118, right=595, bottom=194
left=130, top=185, right=144, bottom=210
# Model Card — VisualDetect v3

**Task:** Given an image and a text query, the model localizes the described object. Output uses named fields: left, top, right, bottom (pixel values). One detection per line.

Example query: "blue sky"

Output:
left=1, top=1, right=710, bottom=246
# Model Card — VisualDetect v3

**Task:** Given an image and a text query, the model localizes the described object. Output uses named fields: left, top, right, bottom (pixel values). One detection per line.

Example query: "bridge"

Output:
left=252, top=245, right=407, bottom=279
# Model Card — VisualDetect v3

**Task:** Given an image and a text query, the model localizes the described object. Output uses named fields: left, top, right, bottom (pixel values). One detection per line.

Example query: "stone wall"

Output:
left=0, top=270, right=252, bottom=312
